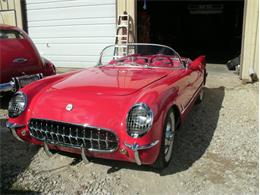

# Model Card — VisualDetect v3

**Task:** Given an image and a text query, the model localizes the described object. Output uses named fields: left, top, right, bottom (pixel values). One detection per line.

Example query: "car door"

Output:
left=189, top=68, right=204, bottom=101
left=188, top=55, right=206, bottom=99
left=189, top=70, right=200, bottom=97
left=175, top=69, right=194, bottom=111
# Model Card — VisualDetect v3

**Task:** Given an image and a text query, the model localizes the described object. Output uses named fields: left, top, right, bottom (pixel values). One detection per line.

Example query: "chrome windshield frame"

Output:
left=97, top=43, right=185, bottom=68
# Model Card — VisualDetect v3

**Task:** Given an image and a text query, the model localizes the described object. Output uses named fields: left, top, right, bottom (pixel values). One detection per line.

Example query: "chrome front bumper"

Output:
left=124, top=140, right=159, bottom=165
left=0, top=73, right=43, bottom=93
left=6, top=121, right=160, bottom=166
left=6, top=121, right=25, bottom=142
left=0, top=81, right=16, bottom=92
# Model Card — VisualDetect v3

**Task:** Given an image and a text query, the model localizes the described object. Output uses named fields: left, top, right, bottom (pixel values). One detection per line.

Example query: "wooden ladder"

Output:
left=114, top=11, right=130, bottom=59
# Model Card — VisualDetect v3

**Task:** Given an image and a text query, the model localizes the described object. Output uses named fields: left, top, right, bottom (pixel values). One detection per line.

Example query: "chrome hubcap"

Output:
left=164, top=112, right=175, bottom=162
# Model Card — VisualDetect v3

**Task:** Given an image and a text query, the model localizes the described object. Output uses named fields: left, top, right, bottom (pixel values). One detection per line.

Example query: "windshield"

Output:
left=0, top=30, right=24, bottom=39
left=98, top=43, right=184, bottom=69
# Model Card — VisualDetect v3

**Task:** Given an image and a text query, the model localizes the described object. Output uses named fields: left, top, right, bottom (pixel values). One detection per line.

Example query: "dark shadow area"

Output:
left=2, top=190, right=41, bottom=194
left=68, top=87, right=225, bottom=175
left=160, top=87, right=225, bottom=175
left=0, top=92, right=13, bottom=110
left=0, top=127, right=40, bottom=193
left=92, top=158, right=155, bottom=174
left=137, top=0, right=244, bottom=63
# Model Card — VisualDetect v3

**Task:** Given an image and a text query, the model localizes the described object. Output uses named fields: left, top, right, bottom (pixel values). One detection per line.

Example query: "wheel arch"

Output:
left=171, top=104, right=181, bottom=129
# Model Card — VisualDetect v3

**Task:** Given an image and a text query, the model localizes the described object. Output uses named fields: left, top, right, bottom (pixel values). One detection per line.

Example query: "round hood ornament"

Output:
left=66, top=104, right=73, bottom=111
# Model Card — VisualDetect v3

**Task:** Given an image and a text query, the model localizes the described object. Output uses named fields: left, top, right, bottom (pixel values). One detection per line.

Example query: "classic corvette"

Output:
left=0, top=24, right=56, bottom=94
left=7, top=43, right=206, bottom=169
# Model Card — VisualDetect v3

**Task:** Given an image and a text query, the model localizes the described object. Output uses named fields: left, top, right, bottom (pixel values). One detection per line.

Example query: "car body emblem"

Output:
left=13, top=58, right=28, bottom=63
left=66, top=104, right=73, bottom=111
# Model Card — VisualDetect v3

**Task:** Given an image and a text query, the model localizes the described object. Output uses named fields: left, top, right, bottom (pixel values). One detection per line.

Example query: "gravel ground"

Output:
left=0, top=65, right=258, bottom=194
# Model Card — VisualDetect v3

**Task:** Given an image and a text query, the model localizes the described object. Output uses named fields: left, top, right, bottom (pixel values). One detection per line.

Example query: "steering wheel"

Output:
left=149, top=54, right=174, bottom=67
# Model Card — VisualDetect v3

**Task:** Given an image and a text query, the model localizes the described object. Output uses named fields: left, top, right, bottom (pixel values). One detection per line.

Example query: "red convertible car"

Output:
left=0, top=25, right=56, bottom=93
left=7, top=43, right=206, bottom=169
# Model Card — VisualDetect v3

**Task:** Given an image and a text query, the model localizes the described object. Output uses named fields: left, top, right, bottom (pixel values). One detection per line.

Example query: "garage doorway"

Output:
left=137, top=0, right=244, bottom=63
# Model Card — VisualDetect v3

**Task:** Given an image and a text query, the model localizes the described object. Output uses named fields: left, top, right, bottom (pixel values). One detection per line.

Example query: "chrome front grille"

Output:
left=28, top=118, right=118, bottom=152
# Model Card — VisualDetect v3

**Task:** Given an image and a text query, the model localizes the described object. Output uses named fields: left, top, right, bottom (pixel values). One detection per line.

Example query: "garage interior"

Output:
left=137, top=0, right=244, bottom=64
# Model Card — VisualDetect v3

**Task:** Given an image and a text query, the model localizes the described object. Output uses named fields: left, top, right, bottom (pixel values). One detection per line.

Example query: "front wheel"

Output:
left=153, top=109, right=176, bottom=170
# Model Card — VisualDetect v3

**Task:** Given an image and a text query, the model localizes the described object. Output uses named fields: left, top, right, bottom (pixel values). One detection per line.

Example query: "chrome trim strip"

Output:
left=124, top=140, right=160, bottom=165
left=6, top=121, right=25, bottom=129
left=181, top=81, right=204, bottom=114
left=6, top=121, right=26, bottom=142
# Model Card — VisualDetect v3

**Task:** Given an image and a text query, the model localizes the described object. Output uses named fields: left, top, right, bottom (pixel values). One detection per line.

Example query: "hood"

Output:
left=48, top=66, right=170, bottom=96
left=28, top=66, right=173, bottom=129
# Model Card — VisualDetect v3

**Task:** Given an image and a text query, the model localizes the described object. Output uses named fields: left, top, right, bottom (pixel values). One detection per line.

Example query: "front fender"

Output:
left=8, top=71, right=80, bottom=125
left=123, top=77, right=181, bottom=164
left=42, top=57, right=56, bottom=76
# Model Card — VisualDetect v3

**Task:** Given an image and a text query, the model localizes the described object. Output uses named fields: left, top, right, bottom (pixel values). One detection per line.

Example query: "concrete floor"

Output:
left=205, top=64, right=241, bottom=88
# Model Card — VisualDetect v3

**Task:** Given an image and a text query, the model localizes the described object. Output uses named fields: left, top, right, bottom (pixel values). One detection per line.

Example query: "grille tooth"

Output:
left=28, top=118, right=118, bottom=152
left=97, top=130, right=101, bottom=150
left=57, top=135, right=63, bottom=143
left=105, top=132, right=109, bottom=150
left=90, top=130, right=93, bottom=149
left=78, top=138, right=84, bottom=146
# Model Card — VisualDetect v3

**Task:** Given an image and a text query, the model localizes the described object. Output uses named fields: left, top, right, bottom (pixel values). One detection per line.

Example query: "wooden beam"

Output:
left=240, top=0, right=259, bottom=82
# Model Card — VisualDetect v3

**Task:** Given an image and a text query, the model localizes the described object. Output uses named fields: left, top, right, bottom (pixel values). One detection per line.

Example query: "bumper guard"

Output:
left=124, top=140, right=159, bottom=165
left=6, top=121, right=25, bottom=142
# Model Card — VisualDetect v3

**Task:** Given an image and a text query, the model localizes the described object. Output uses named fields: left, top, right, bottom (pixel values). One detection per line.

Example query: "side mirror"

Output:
left=190, top=55, right=206, bottom=70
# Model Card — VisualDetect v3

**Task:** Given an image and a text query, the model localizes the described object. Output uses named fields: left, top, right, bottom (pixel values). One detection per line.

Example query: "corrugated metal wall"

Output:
left=26, top=0, right=116, bottom=67
left=0, top=0, right=23, bottom=28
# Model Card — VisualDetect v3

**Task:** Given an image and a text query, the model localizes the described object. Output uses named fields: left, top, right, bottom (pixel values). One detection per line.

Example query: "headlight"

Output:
left=126, top=103, right=153, bottom=138
left=8, top=92, right=27, bottom=118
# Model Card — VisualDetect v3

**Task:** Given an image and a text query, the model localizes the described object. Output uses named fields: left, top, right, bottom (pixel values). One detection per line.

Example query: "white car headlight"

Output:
left=126, top=103, right=153, bottom=138
left=8, top=92, right=27, bottom=118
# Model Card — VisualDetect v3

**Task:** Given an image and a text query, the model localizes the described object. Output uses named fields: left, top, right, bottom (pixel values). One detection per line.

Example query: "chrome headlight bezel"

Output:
left=8, top=91, right=27, bottom=118
left=126, top=103, right=153, bottom=138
